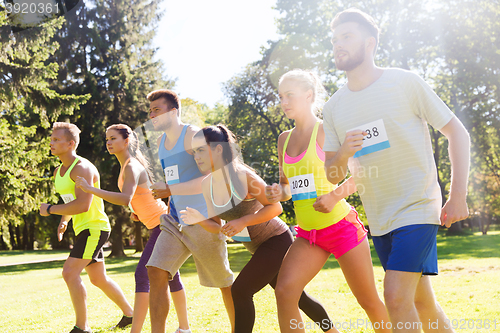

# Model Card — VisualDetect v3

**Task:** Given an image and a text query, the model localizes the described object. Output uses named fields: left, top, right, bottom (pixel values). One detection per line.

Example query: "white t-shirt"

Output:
left=323, top=68, right=455, bottom=236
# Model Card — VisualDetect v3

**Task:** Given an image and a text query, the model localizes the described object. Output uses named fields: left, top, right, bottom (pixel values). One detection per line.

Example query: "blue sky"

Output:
left=154, top=0, right=280, bottom=107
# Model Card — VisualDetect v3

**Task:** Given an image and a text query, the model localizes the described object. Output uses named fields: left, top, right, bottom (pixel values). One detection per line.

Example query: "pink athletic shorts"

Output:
left=295, top=208, right=368, bottom=259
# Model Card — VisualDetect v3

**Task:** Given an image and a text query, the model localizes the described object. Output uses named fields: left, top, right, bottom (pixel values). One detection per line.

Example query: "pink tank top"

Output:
left=118, top=158, right=167, bottom=229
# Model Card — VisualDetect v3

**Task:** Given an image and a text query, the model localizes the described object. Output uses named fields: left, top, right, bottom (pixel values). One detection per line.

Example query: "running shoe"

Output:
left=112, top=315, right=133, bottom=329
left=173, top=328, right=192, bottom=333
left=69, top=326, right=92, bottom=333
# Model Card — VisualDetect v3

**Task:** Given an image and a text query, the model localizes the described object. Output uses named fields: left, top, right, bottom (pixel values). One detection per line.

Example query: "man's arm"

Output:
left=41, top=163, right=94, bottom=216
left=324, top=130, right=366, bottom=185
left=57, top=215, right=72, bottom=241
left=438, top=117, right=470, bottom=227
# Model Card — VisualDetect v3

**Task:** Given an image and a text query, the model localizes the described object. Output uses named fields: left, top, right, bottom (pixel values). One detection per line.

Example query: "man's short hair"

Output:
left=331, top=8, right=379, bottom=53
left=52, top=122, right=81, bottom=150
left=147, top=89, right=181, bottom=117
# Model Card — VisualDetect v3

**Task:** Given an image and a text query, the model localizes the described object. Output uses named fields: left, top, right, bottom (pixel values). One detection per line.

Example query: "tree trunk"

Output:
left=134, top=222, right=144, bottom=253
left=8, top=222, right=17, bottom=249
left=22, top=214, right=35, bottom=250
left=446, top=221, right=463, bottom=235
left=15, top=225, right=22, bottom=250
left=0, top=233, right=7, bottom=250
left=29, top=215, right=36, bottom=250
left=482, top=214, right=490, bottom=235
left=108, top=206, right=126, bottom=258
left=22, top=219, right=29, bottom=250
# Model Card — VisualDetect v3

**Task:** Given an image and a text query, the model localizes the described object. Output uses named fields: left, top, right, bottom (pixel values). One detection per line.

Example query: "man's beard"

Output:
left=335, top=44, right=365, bottom=71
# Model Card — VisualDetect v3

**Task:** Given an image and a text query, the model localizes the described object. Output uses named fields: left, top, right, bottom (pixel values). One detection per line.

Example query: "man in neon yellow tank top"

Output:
left=39, top=122, right=133, bottom=333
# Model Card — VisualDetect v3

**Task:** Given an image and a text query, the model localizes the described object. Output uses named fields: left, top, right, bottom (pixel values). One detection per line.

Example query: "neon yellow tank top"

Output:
left=54, top=156, right=110, bottom=236
left=283, top=122, right=351, bottom=231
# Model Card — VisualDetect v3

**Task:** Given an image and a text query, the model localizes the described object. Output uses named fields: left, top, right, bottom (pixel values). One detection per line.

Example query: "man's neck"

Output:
left=59, top=151, right=78, bottom=168
left=346, top=61, right=384, bottom=92
left=164, top=119, right=185, bottom=145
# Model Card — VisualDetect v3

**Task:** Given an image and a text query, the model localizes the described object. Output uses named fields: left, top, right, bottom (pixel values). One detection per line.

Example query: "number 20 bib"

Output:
left=289, top=173, right=317, bottom=201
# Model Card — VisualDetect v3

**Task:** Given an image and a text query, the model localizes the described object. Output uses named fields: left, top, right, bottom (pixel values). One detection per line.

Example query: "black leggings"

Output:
left=231, top=230, right=331, bottom=333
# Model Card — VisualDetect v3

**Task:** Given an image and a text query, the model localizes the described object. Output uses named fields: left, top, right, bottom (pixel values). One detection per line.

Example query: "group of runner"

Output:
left=39, top=8, right=470, bottom=333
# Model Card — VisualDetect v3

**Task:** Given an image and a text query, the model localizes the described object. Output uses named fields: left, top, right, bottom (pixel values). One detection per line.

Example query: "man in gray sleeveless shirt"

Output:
left=144, top=89, right=234, bottom=333
left=323, top=8, right=470, bottom=333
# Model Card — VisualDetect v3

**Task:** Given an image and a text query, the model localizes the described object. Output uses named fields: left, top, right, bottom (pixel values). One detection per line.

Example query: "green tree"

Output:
left=223, top=64, right=296, bottom=220
left=48, top=0, right=172, bottom=256
left=0, top=10, right=89, bottom=249
left=224, top=0, right=500, bottom=229
left=430, top=0, right=500, bottom=233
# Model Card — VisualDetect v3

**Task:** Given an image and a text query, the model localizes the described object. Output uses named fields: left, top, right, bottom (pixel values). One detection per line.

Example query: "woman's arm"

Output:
left=75, top=163, right=140, bottom=206
left=312, top=176, right=357, bottom=213
left=265, top=131, right=292, bottom=203
left=221, top=170, right=283, bottom=236
left=179, top=175, right=223, bottom=233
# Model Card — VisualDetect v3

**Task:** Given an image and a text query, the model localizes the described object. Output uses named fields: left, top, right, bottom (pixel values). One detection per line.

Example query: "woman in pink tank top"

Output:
left=75, top=124, right=191, bottom=333
left=266, top=70, right=390, bottom=333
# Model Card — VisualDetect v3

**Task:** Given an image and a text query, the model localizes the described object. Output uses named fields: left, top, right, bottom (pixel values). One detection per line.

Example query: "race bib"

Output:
left=61, top=193, right=75, bottom=204
left=231, top=227, right=251, bottom=242
left=164, top=165, right=180, bottom=185
left=289, top=173, right=317, bottom=201
left=348, top=119, right=390, bottom=158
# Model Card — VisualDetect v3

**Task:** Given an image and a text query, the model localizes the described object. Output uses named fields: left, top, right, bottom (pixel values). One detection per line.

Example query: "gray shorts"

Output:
left=146, top=214, right=233, bottom=288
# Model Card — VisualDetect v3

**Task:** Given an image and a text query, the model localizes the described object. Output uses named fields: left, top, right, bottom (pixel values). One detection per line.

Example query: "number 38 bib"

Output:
left=289, top=173, right=317, bottom=201
left=348, top=118, right=391, bottom=158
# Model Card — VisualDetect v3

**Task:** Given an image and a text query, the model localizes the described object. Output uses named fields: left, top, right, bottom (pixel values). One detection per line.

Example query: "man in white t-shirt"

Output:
left=323, top=8, right=470, bottom=333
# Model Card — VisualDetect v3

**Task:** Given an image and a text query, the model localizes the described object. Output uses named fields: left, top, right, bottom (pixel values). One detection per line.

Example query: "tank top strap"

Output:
left=160, top=132, right=167, bottom=150
left=282, top=121, right=321, bottom=162
left=210, top=175, right=240, bottom=208
left=172, top=124, right=188, bottom=152
left=230, top=180, right=244, bottom=201
left=209, top=176, right=216, bottom=206
left=59, top=156, right=80, bottom=179
left=282, top=128, right=294, bottom=164
left=304, top=121, right=321, bottom=158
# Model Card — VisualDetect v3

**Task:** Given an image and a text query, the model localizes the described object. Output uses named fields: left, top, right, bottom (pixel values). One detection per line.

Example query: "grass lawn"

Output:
left=1, top=231, right=499, bottom=332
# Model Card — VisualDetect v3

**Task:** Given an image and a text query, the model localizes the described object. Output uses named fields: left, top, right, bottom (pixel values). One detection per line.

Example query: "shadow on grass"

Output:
left=171, top=243, right=253, bottom=278
left=309, top=231, right=500, bottom=270
left=2, top=233, right=498, bottom=275
left=0, top=260, right=66, bottom=274
left=436, top=231, right=500, bottom=260
left=0, top=249, right=69, bottom=257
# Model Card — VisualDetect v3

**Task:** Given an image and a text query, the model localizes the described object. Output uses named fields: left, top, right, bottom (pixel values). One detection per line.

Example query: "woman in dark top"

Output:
left=180, top=125, right=336, bottom=333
